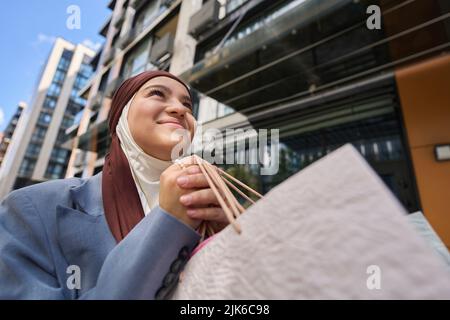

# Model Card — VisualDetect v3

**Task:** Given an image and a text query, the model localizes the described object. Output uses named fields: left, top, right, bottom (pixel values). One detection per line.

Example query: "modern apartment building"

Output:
left=65, top=0, right=450, bottom=247
left=0, top=102, right=27, bottom=167
left=0, top=38, right=94, bottom=198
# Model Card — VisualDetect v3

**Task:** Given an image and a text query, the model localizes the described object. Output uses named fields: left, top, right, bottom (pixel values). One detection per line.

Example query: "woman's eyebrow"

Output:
left=143, top=84, right=192, bottom=105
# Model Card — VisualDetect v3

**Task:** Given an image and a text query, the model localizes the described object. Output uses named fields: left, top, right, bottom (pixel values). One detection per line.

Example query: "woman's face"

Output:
left=127, top=76, right=196, bottom=160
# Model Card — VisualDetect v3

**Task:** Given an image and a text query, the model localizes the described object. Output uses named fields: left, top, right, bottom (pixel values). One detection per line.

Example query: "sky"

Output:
left=0, top=0, right=111, bottom=132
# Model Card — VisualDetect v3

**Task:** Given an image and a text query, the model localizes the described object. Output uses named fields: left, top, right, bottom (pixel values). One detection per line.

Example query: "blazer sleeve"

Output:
left=0, top=190, right=63, bottom=299
left=0, top=190, right=201, bottom=300
left=81, top=205, right=201, bottom=300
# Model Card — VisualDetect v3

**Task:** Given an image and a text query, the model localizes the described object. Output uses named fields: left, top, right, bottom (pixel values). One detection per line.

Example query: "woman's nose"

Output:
left=166, top=100, right=187, bottom=117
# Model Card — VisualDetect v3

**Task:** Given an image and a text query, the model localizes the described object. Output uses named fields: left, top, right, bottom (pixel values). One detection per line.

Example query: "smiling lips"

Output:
left=158, top=119, right=185, bottom=129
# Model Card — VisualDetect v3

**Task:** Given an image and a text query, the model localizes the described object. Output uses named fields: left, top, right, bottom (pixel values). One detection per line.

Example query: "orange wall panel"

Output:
left=410, top=146, right=450, bottom=246
left=396, top=54, right=450, bottom=248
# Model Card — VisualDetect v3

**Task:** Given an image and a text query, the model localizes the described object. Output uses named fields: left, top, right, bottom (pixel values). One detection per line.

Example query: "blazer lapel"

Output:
left=56, top=172, right=116, bottom=291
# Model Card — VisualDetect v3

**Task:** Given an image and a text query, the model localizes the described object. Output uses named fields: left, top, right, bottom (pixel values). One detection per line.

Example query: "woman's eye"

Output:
left=148, top=89, right=192, bottom=110
left=148, top=89, right=165, bottom=97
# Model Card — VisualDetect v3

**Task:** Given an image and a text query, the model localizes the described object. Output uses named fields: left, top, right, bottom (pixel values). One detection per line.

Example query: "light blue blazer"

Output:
left=0, top=172, right=201, bottom=299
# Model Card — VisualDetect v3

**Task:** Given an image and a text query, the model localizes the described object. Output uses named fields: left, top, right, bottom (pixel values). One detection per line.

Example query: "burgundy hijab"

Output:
left=102, top=70, right=193, bottom=243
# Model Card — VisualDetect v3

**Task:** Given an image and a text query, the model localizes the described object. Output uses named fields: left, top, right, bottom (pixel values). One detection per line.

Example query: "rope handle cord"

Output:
left=177, top=155, right=263, bottom=241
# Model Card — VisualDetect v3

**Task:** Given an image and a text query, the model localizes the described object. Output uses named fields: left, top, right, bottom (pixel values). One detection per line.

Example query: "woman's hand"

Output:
left=176, top=165, right=229, bottom=233
left=159, top=157, right=202, bottom=230
left=159, top=156, right=229, bottom=232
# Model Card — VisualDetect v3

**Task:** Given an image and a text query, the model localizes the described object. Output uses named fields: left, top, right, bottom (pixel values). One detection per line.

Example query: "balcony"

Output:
left=108, top=0, right=117, bottom=10
left=37, top=119, right=51, bottom=127
left=78, top=119, right=110, bottom=154
left=99, top=17, right=112, bottom=38
left=105, top=77, right=123, bottom=98
left=117, top=28, right=136, bottom=49
left=60, top=122, right=80, bottom=149
left=161, top=0, right=176, bottom=8
left=188, top=0, right=220, bottom=39
left=67, top=100, right=84, bottom=116
left=150, top=33, right=174, bottom=64
left=90, top=93, right=105, bottom=112
left=181, top=0, right=367, bottom=115
left=73, top=150, right=87, bottom=168
left=89, top=47, right=103, bottom=72
left=30, top=135, right=45, bottom=144
left=130, top=0, right=151, bottom=11
left=64, top=122, right=79, bottom=138
left=182, top=0, right=450, bottom=141
left=102, top=47, right=116, bottom=66
left=114, top=14, right=125, bottom=29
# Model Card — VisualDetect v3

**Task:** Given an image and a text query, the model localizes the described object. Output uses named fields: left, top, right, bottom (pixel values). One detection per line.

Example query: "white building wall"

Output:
left=0, top=38, right=93, bottom=199
left=33, top=43, right=94, bottom=180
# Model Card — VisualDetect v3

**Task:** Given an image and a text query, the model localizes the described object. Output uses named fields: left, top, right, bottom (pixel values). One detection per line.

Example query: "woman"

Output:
left=0, top=70, right=229, bottom=299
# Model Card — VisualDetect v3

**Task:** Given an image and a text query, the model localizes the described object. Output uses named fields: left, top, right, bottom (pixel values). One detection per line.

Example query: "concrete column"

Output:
left=169, top=0, right=202, bottom=76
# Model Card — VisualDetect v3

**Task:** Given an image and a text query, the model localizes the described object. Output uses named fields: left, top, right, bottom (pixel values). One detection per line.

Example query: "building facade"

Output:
left=0, top=102, right=27, bottom=167
left=0, top=38, right=94, bottom=198
left=65, top=0, right=450, bottom=248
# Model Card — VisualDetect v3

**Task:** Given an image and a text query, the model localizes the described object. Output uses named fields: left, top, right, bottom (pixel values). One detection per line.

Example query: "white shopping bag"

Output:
left=171, top=144, right=450, bottom=299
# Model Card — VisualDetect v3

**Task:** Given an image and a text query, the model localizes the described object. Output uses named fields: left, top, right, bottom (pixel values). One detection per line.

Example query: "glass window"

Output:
left=71, top=88, right=78, bottom=99
left=73, top=109, right=84, bottom=127
left=82, top=54, right=91, bottom=65
left=36, top=126, right=47, bottom=138
left=61, top=116, right=74, bottom=129
left=25, top=143, right=41, bottom=157
left=56, top=129, right=66, bottom=144
left=121, top=37, right=152, bottom=78
left=47, top=82, right=62, bottom=97
left=50, top=147, right=68, bottom=164
left=53, top=69, right=66, bottom=84
left=217, top=103, right=234, bottom=118
left=18, top=158, right=36, bottom=177
left=62, top=49, right=74, bottom=60
left=43, top=96, right=57, bottom=109
left=133, top=0, right=160, bottom=34
left=111, top=31, right=121, bottom=48
left=45, top=162, right=66, bottom=179
left=225, top=0, right=249, bottom=15
left=57, top=58, right=70, bottom=71
left=45, top=163, right=65, bottom=179
left=38, top=111, right=52, bottom=124
left=79, top=62, right=93, bottom=79
left=98, top=69, right=110, bottom=92
left=74, top=74, right=85, bottom=90
left=31, top=126, right=47, bottom=142
left=58, top=49, right=73, bottom=71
